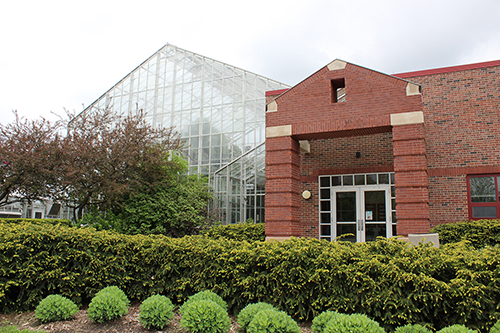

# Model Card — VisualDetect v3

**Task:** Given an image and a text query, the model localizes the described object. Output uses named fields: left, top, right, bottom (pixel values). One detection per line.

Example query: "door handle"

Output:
left=361, top=219, right=364, bottom=231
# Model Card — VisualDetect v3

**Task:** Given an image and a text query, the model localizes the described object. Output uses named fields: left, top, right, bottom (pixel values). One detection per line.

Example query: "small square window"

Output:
left=331, top=78, right=346, bottom=103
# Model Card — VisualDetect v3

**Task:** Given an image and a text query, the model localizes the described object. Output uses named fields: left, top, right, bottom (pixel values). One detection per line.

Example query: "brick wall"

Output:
left=406, top=64, right=500, bottom=225
left=266, top=61, right=424, bottom=239
left=428, top=175, right=468, bottom=225
left=265, top=61, right=500, bottom=239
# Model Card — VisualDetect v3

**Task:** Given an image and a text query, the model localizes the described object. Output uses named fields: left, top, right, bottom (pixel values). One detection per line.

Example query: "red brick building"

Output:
left=265, top=59, right=500, bottom=241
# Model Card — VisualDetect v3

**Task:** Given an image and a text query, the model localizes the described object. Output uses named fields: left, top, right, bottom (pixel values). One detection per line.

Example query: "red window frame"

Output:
left=467, top=174, right=500, bottom=220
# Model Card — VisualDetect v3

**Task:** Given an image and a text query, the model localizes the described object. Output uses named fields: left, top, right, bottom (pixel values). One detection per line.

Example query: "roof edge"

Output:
left=266, top=89, right=289, bottom=96
left=394, top=59, right=500, bottom=78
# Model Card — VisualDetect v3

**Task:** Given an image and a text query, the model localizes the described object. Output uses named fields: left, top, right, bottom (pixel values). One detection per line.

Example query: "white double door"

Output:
left=333, top=186, right=392, bottom=242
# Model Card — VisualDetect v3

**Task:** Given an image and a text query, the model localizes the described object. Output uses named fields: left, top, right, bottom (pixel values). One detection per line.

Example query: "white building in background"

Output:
left=0, top=200, right=72, bottom=220
left=77, top=44, right=290, bottom=224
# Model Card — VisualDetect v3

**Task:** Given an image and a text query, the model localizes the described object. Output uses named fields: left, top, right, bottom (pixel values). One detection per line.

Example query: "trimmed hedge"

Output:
left=1, top=221, right=500, bottom=331
left=202, top=221, right=265, bottom=242
left=0, top=218, right=73, bottom=227
left=431, top=219, right=500, bottom=248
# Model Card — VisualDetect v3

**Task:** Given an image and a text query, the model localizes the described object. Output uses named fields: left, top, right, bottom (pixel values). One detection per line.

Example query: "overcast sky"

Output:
left=1, top=0, right=499, bottom=124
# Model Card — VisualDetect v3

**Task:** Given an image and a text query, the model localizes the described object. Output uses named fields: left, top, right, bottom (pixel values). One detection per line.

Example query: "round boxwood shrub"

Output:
left=180, top=290, right=227, bottom=314
left=436, top=324, right=476, bottom=333
left=311, top=311, right=346, bottom=333
left=95, top=286, right=130, bottom=306
left=323, top=313, right=385, bottom=333
left=395, top=323, right=432, bottom=333
left=237, top=302, right=276, bottom=332
left=34, top=294, right=78, bottom=323
left=180, top=299, right=230, bottom=333
left=138, top=294, right=174, bottom=330
left=247, top=308, right=301, bottom=333
left=87, top=286, right=128, bottom=323
left=491, top=319, right=500, bottom=333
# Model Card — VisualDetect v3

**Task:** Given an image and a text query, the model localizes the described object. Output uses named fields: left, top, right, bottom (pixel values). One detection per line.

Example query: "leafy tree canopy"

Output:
left=1, top=108, right=214, bottom=236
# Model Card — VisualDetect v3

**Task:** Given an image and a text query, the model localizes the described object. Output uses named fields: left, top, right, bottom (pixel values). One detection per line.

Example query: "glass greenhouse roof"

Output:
left=79, top=43, right=290, bottom=223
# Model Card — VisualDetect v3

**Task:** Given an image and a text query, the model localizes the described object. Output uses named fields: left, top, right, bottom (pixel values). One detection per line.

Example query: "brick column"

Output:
left=265, top=136, right=301, bottom=240
left=391, top=112, right=430, bottom=236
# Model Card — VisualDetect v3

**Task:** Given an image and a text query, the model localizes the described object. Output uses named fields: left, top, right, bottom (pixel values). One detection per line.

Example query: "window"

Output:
left=331, top=79, right=345, bottom=103
left=468, top=175, right=500, bottom=219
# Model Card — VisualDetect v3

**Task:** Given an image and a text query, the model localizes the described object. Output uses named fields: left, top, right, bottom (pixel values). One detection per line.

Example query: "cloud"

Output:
left=1, top=0, right=500, bottom=124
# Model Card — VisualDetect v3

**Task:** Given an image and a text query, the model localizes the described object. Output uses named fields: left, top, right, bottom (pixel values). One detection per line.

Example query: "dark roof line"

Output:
left=394, top=59, right=500, bottom=78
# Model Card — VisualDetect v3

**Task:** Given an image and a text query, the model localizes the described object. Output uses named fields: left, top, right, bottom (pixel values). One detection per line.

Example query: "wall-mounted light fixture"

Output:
left=302, top=190, right=311, bottom=200
left=356, top=151, right=361, bottom=158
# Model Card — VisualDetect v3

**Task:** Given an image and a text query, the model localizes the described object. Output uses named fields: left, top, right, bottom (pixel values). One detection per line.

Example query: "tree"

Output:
left=60, top=107, right=182, bottom=221
left=1, top=107, right=213, bottom=235
left=0, top=112, right=65, bottom=208
left=102, top=153, right=214, bottom=237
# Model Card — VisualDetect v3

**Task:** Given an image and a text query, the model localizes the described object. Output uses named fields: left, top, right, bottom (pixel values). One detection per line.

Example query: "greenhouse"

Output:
left=80, top=44, right=290, bottom=223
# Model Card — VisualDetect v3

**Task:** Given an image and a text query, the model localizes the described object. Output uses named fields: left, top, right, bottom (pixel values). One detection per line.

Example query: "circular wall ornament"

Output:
left=302, top=190, right=311, bottom=200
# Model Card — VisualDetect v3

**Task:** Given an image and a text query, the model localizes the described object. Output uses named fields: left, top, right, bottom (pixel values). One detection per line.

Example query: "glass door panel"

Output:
left=319, top=173, right=394, bottom=242
left=336, top=191, right=357, bottom=242
left=363, top=190, right=387, bottom=242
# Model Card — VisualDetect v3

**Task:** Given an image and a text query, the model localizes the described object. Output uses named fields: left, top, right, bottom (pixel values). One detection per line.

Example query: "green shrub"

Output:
left=87, top=286, right=128, bottom=323
left=180, top=290, right=227, bottom=314
left=95, top=286, right=130, bottom=307
left=395, top=323, right=432, bottom=333
left=436, top=324, right=477, bottom=333
left=311, top=311, right=345, bottom=333
left=323, top=313, right=385, bottom=333
left=138, top=294, right=174, bottom=329
left=247, top=308, right=301, bottom=333
left=180, top=299, right=231, bottom=333
left=431, top=219, right=500, bottom=248
left=0, top=326, right=46, bottom=333
left=237, top=302, right=276, bottom=331
left=490, top=319, right=500, bottom=333
left=203, top=221, right=265, bottom=242
left=34, top=294, right=78, bottom=323
left=0, top=218, right=73, bottom=227
left=3, top=221, right=500, bottom=331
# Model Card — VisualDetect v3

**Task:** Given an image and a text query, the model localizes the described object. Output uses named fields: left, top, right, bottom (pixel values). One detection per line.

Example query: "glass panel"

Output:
left=498, top=176, right=500, bottom=201
left=355, top=175, right=365, bottom=185
left=320, top=201, right=331, bottom=212
left=379, top=174, right=389, bottom=184
left=336, top=192, right=356, bottom=222
left=365, top=191, right=386, bottom=222
left=320, top=225, right=331, bottom=236
left=392, top=224, right=397, bottom=237
left=320, top=177, right=330, bottom=187
left=366, top=174, right=377, bottom=185
left=392, top=211, right=397, bottom=223
left=337, top=224, right=356, bottom=242
left=343, top=175, right=353, bottom=186
left=320, top=189, right=330, bottom=199
left=470, top=177, right=496, bottom=202
left=321, top=213, right=331, bottom=223
left=332, top=176, right=341, bottom=186
left=365, top=224, right=386, bottom=241
left=472, top=206, right=497, bottom=218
